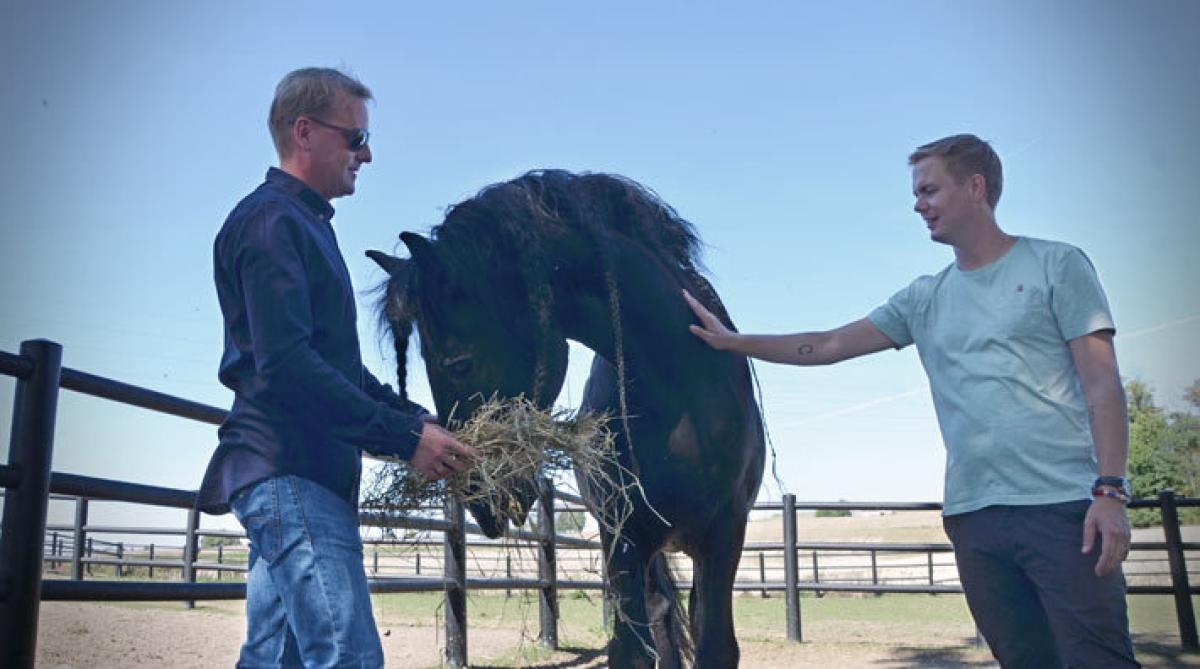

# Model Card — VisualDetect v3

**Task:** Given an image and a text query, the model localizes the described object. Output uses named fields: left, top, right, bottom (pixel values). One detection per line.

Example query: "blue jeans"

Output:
left=231, top=475, right=383, bottom=668
left=944, top=501, right=1139, bottom=668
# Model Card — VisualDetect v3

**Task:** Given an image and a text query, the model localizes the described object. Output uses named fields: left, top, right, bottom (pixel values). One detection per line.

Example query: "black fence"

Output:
left=3, top=339, right=1198, bottom=668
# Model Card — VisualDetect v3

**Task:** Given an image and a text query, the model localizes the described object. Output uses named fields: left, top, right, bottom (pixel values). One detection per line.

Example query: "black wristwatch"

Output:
left=1092, top=476, right=1132, bottom=504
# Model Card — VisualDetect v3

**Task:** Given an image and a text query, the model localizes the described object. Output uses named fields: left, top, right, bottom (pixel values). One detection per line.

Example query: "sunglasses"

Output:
left=305, top=116, right=370, bottom=151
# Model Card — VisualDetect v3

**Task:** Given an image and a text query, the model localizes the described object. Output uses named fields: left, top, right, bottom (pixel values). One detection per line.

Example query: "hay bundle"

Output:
left=362, top=396, right=635, bottom=537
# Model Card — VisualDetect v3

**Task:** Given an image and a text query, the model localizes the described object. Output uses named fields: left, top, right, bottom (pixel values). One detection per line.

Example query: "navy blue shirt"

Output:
left=197, top=168, right=426, bottom=514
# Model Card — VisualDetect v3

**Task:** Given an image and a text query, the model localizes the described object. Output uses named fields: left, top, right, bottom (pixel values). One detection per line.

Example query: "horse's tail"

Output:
left=648, top=553, right=694, bottom=668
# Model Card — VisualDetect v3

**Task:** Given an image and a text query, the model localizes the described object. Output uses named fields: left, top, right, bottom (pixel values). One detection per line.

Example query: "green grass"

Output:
left=368, top=589, right=1192, bottom=635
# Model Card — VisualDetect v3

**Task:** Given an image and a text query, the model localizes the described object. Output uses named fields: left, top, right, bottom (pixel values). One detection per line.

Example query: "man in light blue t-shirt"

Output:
left=684, top=134, right=1137, bottom=668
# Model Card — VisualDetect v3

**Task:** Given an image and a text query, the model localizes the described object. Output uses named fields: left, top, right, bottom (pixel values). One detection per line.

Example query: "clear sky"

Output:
left=2, top=1, right=1198, bottom=539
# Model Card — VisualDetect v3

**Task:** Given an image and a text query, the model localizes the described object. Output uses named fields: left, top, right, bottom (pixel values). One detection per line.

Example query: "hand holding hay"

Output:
left=406, top=418, right=479, bottom=481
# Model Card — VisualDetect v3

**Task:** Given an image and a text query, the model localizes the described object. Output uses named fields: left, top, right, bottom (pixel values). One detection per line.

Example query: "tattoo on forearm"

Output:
left=797, top=344, right=814, bottom=356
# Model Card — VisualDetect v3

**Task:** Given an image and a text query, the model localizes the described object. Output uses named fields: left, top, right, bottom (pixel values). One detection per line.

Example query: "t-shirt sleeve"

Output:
left=1050, top=247, right=1115, bottom=341
left=867, top=282, right=917, bottom=349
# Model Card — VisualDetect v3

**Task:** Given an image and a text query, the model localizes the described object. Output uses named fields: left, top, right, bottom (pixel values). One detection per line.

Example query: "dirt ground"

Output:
left=35, top=598, right=1200, bottom=668
left=36, top=599, right=1001, bottom=668
left=33, top=514, right=1200, bottom=668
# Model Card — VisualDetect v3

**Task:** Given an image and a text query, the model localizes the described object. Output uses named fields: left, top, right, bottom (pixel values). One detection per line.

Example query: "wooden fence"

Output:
left=3, top=338, right=1198, bottom=668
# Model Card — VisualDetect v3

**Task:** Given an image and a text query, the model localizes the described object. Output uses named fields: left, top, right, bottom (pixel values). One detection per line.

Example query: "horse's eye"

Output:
left=442, top=355, right=474, bottom=377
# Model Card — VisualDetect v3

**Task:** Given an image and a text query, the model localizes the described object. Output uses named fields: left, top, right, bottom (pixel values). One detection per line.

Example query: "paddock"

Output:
left=3, top=338, right=1199, bottom=667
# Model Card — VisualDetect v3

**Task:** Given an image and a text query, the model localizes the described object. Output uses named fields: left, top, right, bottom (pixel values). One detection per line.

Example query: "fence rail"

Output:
left=3, top=339, right=1199, bottom=668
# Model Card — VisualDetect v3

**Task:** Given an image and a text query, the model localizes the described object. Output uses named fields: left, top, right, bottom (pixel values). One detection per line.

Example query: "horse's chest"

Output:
left=666, top=413, right=700, bottom=458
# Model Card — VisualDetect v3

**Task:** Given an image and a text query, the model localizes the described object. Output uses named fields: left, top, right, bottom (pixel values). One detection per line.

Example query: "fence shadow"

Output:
left=470, top=644, right=606, bottom=669
left=1132, top=637, right=1200, bottom=667
left=874, top=643, right=994, bottom=667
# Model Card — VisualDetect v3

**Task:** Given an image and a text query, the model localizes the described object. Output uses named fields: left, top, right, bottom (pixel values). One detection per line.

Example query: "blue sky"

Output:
left=2, top=1, right=1198, bottom=538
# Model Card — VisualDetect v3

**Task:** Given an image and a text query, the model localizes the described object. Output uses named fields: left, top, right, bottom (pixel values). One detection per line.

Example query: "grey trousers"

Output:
left=943, top=500, right=1140, bottom=668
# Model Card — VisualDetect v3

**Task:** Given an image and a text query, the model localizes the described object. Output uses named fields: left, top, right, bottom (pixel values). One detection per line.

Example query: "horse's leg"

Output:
left=646, top=553, right=687, bottom=669
left=690, top=516, right=747, bottom=669
left=604, top=533, right=658, bottom=669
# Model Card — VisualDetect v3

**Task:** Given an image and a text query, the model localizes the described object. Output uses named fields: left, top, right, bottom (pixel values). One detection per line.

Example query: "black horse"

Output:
left=369, top=170, right=765, bottom=668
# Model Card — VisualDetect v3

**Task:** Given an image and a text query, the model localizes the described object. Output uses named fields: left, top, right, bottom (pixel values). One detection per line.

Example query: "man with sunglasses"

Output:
left=198, top=67, right=478, bottom=667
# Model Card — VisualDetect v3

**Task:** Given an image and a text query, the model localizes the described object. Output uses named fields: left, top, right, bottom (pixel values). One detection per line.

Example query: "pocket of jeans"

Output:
left=1045, top=499, right=1090, bottom=525
left=232, top=480, right=282, bottom=564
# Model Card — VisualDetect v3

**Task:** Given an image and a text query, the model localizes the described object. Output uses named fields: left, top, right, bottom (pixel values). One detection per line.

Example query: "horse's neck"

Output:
left=551, top=235, right=695, bottom=380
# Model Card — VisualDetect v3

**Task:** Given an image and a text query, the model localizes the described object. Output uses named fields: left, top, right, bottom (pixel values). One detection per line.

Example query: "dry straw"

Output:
left=362, top=396, right=684, bottom=661
left=362, top=395, right=638, bottom=541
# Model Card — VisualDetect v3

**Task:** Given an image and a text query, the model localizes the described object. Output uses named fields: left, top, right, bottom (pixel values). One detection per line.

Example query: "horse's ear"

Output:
left=365, top=249, right=409, bottom=278
left=399, top=232, right=451, bottom=285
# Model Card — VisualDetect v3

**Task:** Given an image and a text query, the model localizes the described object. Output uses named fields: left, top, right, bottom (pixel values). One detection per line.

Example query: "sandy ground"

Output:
left=34, top=598, right=1200, bottom=668
left=33, top=514, right=1200, bottom=667
left=36, top=599, right=1000, bottom=668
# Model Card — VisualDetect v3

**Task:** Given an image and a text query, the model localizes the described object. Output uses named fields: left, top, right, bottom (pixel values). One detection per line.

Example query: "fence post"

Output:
left=0, top=339, right=63, bottom=669
left=443, top=494, right=467, bottom=668
left=871, top=549, right=880, bottom=596
left=1159, top=489, right=1199, bottom=651
left=116, top=543, right=124, bottom=577
left=182, top=508, right=199, bottom=610
left=536, top=479, right=559, bottom=649
left=783, top=494, right=801, bottom=642
left=759, top=551, right=767, bottom=598
left=812, top=550, right=822, bottom=598
left=600, top=548, right=612, bottom=633
left=86, top=537, right=94, bottom=575
left=505, top=554, right=513, bottom=598
left=148, top=544, right=155, bottom=579
left=927, top=551, right=934, bottom=594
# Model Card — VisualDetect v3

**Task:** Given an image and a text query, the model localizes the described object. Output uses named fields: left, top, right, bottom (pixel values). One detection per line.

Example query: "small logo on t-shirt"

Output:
left=1016, top=284, right=1024, bottom=293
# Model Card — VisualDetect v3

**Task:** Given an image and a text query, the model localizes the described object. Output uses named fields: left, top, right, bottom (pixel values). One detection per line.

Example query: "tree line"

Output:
left=1128, top=378, right=1200, bottom=527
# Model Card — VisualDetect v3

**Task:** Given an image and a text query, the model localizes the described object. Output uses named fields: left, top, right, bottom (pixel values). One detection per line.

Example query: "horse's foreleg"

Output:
left=646, top=553, right=687, bottom=669
left=691, top=521, right=746, bottom=669
left=605, top=536, right=657, bottom=669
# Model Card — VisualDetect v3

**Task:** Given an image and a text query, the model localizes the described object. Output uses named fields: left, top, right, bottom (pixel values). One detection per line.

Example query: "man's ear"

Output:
left=291, top=117, right=311, bottom=152
left=970, top=173, right=988, bottom=204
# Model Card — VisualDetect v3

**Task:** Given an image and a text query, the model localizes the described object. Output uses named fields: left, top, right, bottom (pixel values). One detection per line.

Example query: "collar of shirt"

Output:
left=265, top=167, right=336, bottom=223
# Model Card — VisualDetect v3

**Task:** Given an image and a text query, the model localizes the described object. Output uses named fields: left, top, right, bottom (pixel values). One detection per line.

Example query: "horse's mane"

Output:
left=379, top=170, right=735, bottom=403
left=434, top=170, right=733, bottom=322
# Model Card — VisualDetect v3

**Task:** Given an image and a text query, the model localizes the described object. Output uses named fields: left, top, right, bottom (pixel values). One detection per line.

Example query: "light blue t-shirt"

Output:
left=868, top=237, right=1115, bottom=516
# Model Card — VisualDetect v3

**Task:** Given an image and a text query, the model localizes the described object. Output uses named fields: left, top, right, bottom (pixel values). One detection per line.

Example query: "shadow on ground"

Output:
left=874, top=645, right=995, bottom=668
left=1132, top=637, right=1200, bottom=668
left=470, top=645, right=606, bottom=669
left=872, top=636, right=1200, bottom=668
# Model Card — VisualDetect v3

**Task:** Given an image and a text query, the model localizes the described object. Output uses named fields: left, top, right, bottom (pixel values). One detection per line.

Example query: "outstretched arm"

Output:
left=682, top=290, right=894, bottom=365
